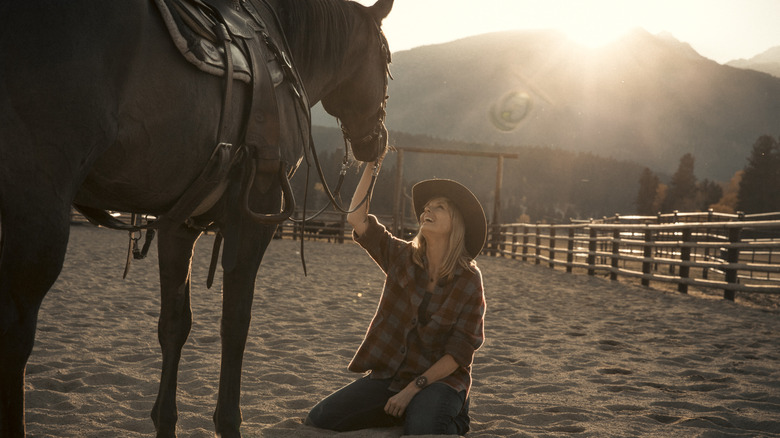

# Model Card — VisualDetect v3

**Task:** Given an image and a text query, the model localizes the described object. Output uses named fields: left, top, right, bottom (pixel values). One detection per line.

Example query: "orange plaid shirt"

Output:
left=348, top=215, right=486, bottom=394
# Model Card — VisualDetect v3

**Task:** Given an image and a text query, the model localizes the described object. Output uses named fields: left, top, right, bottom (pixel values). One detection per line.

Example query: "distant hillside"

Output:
left=316, top=29, right=780, bottom=181
left=305, top=126, right=649, bottom=222
left=728, top=46, right=780, bottom=79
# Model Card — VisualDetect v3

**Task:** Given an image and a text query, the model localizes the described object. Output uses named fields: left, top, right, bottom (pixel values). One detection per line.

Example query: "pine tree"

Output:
left=636, top=168, right=659, bottom=215
left=662, top=153, right=698, bottom=212
left=697, top=179, right=723, bottom=211
left=737, top=135, right=780, bottom=213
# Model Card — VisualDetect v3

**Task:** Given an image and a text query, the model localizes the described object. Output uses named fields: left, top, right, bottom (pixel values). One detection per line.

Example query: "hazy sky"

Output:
left=360, top=0, right=780, bottom=63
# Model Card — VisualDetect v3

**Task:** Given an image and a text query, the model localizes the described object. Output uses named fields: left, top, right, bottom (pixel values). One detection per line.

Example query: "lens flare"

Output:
left=489, top=91, right=532, bottom=132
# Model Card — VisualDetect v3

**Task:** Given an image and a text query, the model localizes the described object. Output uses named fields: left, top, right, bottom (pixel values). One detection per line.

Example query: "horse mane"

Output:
left=277, top=0, right=367, bottom=75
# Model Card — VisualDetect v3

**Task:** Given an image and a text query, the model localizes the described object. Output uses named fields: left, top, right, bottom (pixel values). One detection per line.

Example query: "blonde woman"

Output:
left=305, top=162, right=486, bottom=435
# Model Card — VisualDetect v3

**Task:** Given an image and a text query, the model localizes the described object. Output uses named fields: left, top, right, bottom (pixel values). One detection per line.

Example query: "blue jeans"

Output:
left=305, top=376, right=470, bottom=435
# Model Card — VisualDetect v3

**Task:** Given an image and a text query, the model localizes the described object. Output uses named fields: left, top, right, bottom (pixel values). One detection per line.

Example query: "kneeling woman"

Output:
left=305, top=162, right=487, bottom=436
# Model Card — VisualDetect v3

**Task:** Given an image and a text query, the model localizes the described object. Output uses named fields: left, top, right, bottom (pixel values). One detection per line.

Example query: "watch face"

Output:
left=416, top=376, right=427, bottom=388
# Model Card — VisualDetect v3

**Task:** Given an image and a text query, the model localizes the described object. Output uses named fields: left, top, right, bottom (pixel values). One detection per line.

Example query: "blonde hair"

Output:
left=411, top=197, right=475, bottom=281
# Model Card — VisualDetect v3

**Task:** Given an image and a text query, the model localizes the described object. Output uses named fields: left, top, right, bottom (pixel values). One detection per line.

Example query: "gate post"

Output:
left=392, top=149, right=405, bottom=236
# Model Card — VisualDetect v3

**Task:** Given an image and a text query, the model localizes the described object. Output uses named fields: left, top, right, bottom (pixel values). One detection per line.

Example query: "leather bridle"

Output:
left=338, top=25, right=392, bottom=150
left=301, top=22, right=392, bottom=219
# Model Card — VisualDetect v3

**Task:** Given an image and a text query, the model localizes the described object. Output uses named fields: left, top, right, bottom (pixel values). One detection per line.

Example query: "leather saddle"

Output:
left=78, top=0, right=309, bottom=228
left=157, top=0, right=273, bottom=84
left=76, top=0, right=310, bottom=280
left=155, top=0, right=309, bottom=161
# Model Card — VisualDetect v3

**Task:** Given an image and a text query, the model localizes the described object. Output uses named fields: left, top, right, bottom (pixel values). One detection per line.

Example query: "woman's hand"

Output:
left=384, top=385, right=418, bottom=418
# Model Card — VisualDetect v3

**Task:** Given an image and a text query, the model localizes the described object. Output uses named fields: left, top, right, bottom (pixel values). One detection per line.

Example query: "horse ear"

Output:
left=368, top=0, right=393, bottom=24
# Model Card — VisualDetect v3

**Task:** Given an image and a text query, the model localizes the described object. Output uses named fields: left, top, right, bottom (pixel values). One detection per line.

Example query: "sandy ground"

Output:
left=23, top=224, right=780, bottom=437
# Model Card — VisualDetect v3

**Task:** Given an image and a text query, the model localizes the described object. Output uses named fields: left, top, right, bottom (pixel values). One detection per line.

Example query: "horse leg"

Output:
left=151, top=224, right=201, bottom=438
left=0, top=201, right=71, bottom=437
left=212, top=220, right=277, bottom=438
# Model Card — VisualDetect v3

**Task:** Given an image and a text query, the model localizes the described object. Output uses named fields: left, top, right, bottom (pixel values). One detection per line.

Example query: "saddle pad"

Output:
left=155, top=0, right=283, bottom=86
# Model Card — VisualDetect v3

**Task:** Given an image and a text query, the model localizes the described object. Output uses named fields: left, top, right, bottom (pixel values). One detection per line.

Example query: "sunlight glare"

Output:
left=559, top=21, right=635, bottom=49
left=545, top=1, right=639, bottom=49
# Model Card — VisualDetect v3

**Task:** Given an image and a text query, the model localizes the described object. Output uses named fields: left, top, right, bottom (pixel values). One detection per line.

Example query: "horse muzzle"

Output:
left=350, top=122, right=388, bottom=162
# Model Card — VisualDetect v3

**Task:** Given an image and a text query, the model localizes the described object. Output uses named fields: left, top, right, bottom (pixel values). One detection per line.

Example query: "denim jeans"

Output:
left=305, top=375, right=470, bottom=435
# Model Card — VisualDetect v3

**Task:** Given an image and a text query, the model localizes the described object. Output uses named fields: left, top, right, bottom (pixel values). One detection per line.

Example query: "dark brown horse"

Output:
left=0, top=0, right=393, bottom=436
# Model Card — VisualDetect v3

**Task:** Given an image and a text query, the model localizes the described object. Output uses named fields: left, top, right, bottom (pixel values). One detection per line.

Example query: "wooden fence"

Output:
left=273, top=211, right=417, bottom=242
left=275, top=210, right=350, bottom=243
left=71, top=208, right=780, bottom=300
left=486, top=218, right=780, bottom=300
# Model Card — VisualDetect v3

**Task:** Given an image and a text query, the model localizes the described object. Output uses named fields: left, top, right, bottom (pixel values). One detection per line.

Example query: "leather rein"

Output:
left=297, top=22, right=392, bottom=223
left=79, top=1, right=391, bottom=278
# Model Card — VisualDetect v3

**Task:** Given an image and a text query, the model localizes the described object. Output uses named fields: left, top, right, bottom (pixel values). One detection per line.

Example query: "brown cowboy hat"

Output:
left=412, top=179, right=487, bottom=259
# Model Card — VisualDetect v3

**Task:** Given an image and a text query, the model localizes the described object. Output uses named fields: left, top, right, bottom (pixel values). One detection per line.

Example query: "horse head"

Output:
left=320, top=0, right=393, bottom=162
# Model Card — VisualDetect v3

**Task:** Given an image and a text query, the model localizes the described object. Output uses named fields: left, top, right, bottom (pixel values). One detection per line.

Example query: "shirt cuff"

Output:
left=445, top=337, right=477, bottom=368
left=353, top=214, right=384, bottom=247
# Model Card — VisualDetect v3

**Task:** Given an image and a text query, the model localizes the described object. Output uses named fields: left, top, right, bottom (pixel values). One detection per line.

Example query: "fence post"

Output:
left=587, top=227, right=597, bottom=276
left=521, top=225, right=529, bottom=262
left=486, top=224, right=495, bottom=257
left=566, top=227, right=574, bottom=273
left=723, top=227, right=741, bottom=301
left=549, top=227, right=556, bottom=269
left=641, top=227, right=653, bottom=287
left=292, top=211, right=300, bottom=241
left=610, top=229, right=620, bottom=281
left=535, top=225, right=541, bottom=265
left=511, top=225, right=519, bottom=259
left=338, top=213, right=346, bottom=244
left=678, top=228, right=691, bottom=293
left=703, top=225, right=710, bottom=280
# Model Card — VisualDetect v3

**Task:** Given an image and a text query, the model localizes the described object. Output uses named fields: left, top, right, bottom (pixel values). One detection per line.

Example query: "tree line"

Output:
left=636, top=135, right=780, bottom=215
left=297, top=127, right=645, bottom=224
left=296, top=128, right=779, bottom=225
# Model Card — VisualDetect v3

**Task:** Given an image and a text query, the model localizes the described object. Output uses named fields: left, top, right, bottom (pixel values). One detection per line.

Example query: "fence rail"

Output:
left=71, top=208, right=780, bottom=301
left=486, top=219, right=780, bottom=300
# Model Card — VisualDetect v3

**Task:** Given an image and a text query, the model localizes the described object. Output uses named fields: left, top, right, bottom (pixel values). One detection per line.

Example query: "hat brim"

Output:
left=412, top=179, right=487, bottom=259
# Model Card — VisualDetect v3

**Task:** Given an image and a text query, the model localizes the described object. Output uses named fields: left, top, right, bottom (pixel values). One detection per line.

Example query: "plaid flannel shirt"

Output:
left=348, top=215, right=486, bottom=394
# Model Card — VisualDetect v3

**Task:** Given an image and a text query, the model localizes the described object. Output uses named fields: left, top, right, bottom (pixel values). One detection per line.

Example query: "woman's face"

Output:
left=419, top=197, right=453, bottom=238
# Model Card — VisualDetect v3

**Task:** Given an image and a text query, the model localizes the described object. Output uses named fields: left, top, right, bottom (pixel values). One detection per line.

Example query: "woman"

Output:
left=305, top=161, right=487, bottom=435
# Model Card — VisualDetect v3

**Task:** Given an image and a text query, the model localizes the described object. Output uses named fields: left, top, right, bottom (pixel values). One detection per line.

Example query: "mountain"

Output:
left=315, top=29, right=780, bottom=181
left=303, top=126, right=650, bottom=222
left=727, top=46, right=780, bottom=79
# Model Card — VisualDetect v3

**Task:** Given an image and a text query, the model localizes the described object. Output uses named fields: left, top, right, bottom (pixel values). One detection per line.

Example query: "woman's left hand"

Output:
left=384, top=386, right=417, bottom=418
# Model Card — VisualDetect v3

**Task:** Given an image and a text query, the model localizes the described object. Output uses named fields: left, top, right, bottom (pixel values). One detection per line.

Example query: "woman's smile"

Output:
left=420, top=198, right=452, bottom=234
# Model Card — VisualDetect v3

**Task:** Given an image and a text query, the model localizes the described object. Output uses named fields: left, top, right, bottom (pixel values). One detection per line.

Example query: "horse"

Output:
left=0, top=0, right=393, bottom=436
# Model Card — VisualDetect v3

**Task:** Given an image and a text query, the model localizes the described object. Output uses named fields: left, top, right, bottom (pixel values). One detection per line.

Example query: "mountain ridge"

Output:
left=315, top=29, right=780, bottom=181
left=727, top=45, right=780, bottom=78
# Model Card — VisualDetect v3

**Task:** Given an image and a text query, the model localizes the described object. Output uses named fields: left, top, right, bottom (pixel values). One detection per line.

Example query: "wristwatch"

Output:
left=415, top=375, right=428, bottom=389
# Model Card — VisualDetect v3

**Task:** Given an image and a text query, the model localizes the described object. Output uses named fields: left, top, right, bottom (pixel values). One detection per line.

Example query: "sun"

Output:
left=559, top=22, right=635, bottom=49
left=548, top=1, right=640, bottom=48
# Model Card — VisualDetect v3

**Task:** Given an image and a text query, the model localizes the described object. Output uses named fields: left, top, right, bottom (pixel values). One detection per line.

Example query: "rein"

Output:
left=287, top=21, right=389, bottom=275
left=294, top=21, right=391, bottom=221
left=92, top=0, right=391, bottom=279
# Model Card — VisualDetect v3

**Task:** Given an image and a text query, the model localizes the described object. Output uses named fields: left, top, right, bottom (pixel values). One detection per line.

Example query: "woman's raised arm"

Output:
left=346, top=161, right=381, bottom=237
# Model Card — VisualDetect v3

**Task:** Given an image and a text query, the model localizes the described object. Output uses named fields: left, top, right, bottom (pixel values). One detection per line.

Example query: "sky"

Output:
left=358, top=0, right=780, bottom=64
